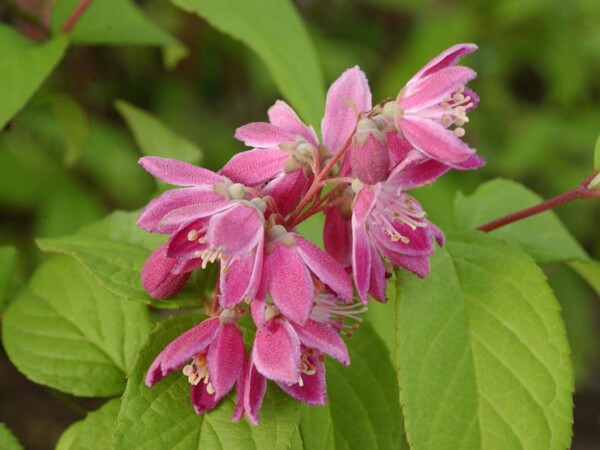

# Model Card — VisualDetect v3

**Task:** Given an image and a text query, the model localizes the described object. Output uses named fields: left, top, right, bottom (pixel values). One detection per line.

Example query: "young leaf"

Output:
left=0, top=424, right=22, bottom=450
left=2, top=256, right=151, bottom=397
left=171, top=0, right=325, bottom=127
left=0, top=25, right=68, bottom=129
left=37, top=210, right=210, bottom=309
left=395, top=232, right=573, bottom=449
left=115, top=100, right=202, bottom=165
left=56, top=399, right=121, bottom=450
left=51, top=0, right=187, bottom=68
left=0, top=246, right=17, bottom=310
left=114, top=314, right=303, bottom=450
left=454, top=178, right=588, bottom=264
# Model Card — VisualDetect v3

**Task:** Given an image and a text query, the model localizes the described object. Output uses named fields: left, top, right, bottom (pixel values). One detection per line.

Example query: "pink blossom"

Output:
left=146, top=311, right=246, bottom=416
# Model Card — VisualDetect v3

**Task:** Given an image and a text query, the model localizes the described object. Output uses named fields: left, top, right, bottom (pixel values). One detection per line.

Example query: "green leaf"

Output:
left=0, top=24, right=68, bottom=129
left=114, top=314, right=303, bottom=450
left=171, top=0, right=324, bottom=127
left=115, top=100, right=202, bottom=165
left=0, top=424, right=22, bottom=450
left=37, top=210, right=211, bottom=309
left=454, top=178, right=588, bottom=264
left=56, top=399, right=121, bottom=450
left=2, top=255, right=151, bottom=396
left=0, top=246, right=17, bottom=310
left=51, top=0, right=187, bottom=68
left=569, top=259, right=600, bottom=298
left=395, top=232, right=573, bottom=449
left=594, top=132, right=600, bottom=171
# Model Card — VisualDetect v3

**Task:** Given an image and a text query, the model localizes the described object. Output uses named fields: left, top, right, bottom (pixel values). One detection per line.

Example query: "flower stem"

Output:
left=477, top=172, right=600, bottom=233
left=61, top=0, right=93, bottom=34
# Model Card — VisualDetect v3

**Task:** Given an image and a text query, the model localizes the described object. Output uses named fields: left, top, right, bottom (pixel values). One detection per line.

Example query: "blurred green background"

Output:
left=1, top=0, right=599, bottom=448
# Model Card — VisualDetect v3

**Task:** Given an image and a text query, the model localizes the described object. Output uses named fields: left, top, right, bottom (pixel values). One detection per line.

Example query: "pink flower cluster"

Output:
left=139, top=44, right=483, bottom=424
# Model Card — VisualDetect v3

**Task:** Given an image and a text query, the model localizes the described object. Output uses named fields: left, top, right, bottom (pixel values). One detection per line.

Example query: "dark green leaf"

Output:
left=171, top=0, right=324, bottom=126
left=454, top=178, right=588, bottom=264
left=2, top=256, right=151, bottom=396
left=0, top=246, right=17, bottom=310
left=395, top=232, right=573, bottom=449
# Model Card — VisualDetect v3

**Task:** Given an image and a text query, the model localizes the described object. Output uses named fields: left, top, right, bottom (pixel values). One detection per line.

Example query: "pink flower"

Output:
left=138, top=157, right=265, bottom=305
left=140, top=243, right=195, bottom=299
left=222, top=67, right=372, bottom=216
left=386, top=43, right=481, bottom=166
left=146, top=311, right=246, bottom=416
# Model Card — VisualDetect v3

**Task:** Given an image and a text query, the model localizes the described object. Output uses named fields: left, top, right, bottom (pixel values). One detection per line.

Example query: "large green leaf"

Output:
left=0, top=25, right=68, bottom=129
left=116, top=100, right=202, bottom=165
left=454, top=178, right=588, bottom=264
left=0, top=246, right=17, bottom=310
left=569, top=260, right=600, bottom=298
left=37, top=210, right=211, bottom=309
left=171, top=0, right=324, bottom=127
left=2, top=256, right=151, bottom=397
left=395, top=232, right=573, bottom=449
left=56, top=399, right=121, bottom=450
left=0, top=424, right=22, bottom=450
left=51, top=0, right=187, bottom=68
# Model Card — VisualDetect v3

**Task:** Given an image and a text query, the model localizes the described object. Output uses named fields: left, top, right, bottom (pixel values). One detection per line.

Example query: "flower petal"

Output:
left=392, top=254, right=430, bottom=277
left=296, top=236, right=353, bottom=301
left=399, top=115, right=475, bottom=164
left=292, top=320, right=349, bottom=365
left=368, top=244, right=387, bottom=302
left=235, top=122, right=295, bottom=147
left=322, top=66, right=372, bottom=154
left=166, top=219, right=208, bottom=260
left=207, top=204, right=263, bottom=256
left=388, top=155, right=450, bottom=190
left=324, top=206, right=352, bottom=266
left=253, top=320, right=300, bottom=384
left=232, top=350, right=267, bottom=425
left=350, top=134, right=390, bottom=184
left=266, top=242, right=314, bottom=325
left=139, top=156, right=224, bottom=187
left=207, top=323, right=246, bottom=401
left=276, top=353, right=326, bottom=406
left=190, top=382, right=218, bottom=414
left=268, top=100, right=319, bottom=146
left=145, top=317, right=220, bottom=386
left=407, top=43, right=478, bottom=85
left=141, top=243, right=191, bottom=299
left=262, top=169, right=310, bottom=217
left=220, top=148, right=289, bottom=186
left=220, top=239, right=264, bottom=308
left=352, top=227, right=372, bottom=303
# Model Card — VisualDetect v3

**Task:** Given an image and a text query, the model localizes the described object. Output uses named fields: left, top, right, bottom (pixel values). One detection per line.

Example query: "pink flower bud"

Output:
left=141, top=243, right=190, bottom=299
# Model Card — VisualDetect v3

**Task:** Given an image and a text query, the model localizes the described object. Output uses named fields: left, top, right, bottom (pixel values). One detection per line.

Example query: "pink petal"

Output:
left=190, top=382, right=218, bottom=414
left=407, top=43, right=478, bottom=84
left=368, top=245, right=387, bottom=302
left=262, top=170, right=311, bottom=217
left=322, top=67, right=372, bottom=154
left=220, top=148, right=289, bottom=187
left=388, top=156, right=450, bottom=190
left=266, top=242, right=314, bottom=325
left=352, top=186, right=378, bottom=228
left=350, top=134, right=390, bottom=184
left=166, top=219, right=208, bottom=260
left=399, top=115, right=475, bottom=164
left=253, top=320, right=300, bottom=384
left=324, top=206, right=352, bottom=266
left=296, top=236, right=353, bottom=301
left=268, top=100, right=319, bottom=147
left=207, top=204, right=263, bottom=256
left=447, top=154, right=486, bottom=170
left=137, top=188, right=229, bottom=234
left=145, top=317, right=220, bottom=386
left=235, top=122, right=295, bottom=147
left=139, top=157, right=224, bottom=187
left=171, top=257, right=203, bottom=275
left=220, top=239, right=264, bottom=308
left=352, top=227, right=372, bottom=303
left=207, top=323, right=246, bottom=401
left=276, top=353, right=326, bottom=406
left=292, top=320, right=349, bottom=365
left=141, top=243, right=191, bottom=299
left=387, top=133, right=413, bottom=167
left=392, top=254, right=430, bottom=278
left=232, top=351, right=267, bottom=425
left=400, top=66, right=477, bottom=112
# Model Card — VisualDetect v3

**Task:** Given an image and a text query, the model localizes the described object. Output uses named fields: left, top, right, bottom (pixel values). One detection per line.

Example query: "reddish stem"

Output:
left=61, top=0, right=93, bottom=34
left=478, top=173, right=600, bottom=233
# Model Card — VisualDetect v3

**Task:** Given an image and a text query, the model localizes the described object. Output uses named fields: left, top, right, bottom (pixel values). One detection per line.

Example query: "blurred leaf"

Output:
left=171, top=0, right=325, bottom=127
left=37, top=210, right=210, bottom=310
left=45, top=93, right=89, bottom=167
left=2, top=255, right=151, bottom=397
left=51, top=0, right=187, bottom=68
left=595, top=132, right=600, bottom=171
left=56, top=399, right=120, bottom=450
left=0, top=25, right=68, bottom=130
left=115, top=100, right=202, bottom=165
left=454, top=178, right=589, bottom=264
left=0, top=246, right=17, bottom=310
left=569, top=260, right=600, bottom=297
left=0, top=423, right=22, bottom=450
left=395, top=232, right=573, bottom=449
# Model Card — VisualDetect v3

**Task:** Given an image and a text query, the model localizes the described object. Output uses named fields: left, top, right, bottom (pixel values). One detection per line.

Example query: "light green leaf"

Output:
left=395, top=232, right=573, bottom=449
left=0, top=246, right=17, bottom=310
left=454, top=178, right=588, bottom=264
left=37, top=210, right=212, bottom=310
left=51, top=0, right=187, bottom=68
left=114, top=315, right=303, bottom=450
left=0, top=24, right=68, bottom=129
left=594, top=132, right=600, bottom=171
left=2, top=255, right=151, bottom=396
left=0, top=423, right=22, bottom=450
left=115, top=100, right=202, bottom=165
left=56, top=399, right=121, bottom=450
left=171, top=0, right=324, bottom=126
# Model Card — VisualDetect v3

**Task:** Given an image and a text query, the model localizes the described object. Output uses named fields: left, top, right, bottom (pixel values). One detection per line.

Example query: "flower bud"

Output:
left=141, top=243, right=191, bottom=299
left=350, top=120, right=390, bottom=184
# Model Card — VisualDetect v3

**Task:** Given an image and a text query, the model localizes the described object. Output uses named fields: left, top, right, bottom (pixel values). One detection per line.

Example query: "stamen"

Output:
left=454, top=127, right=465, bottom=137
left=228, top=183, right=246, bottom=200
left=187, top=230, right=198, bottom=241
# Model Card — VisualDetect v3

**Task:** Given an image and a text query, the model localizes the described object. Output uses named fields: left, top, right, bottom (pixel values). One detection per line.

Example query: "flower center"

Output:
left=440, top=87, right=474, bottom=137
left=371, top=187, right=427, bottom=244
left=310, top=290, right=367, bottom=337
left=297, top=349, right=319, bottom=387
left=182, top=355, right=215, bottom=394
